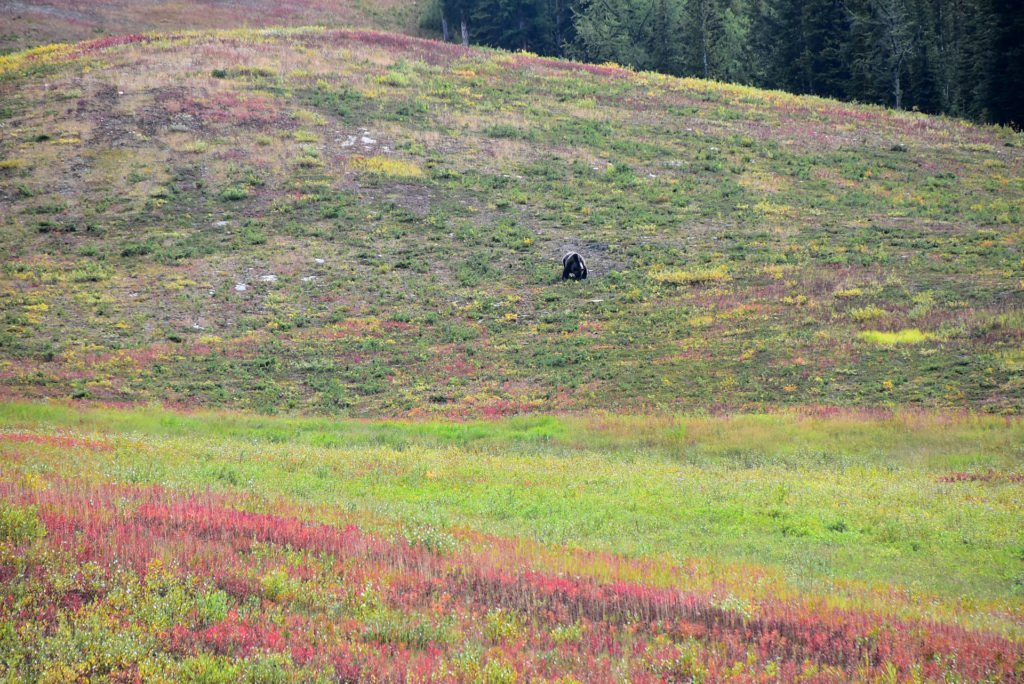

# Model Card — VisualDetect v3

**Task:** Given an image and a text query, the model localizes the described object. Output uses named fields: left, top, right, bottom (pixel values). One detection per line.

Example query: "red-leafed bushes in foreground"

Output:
left=1, top=477, right=1021, bottom=682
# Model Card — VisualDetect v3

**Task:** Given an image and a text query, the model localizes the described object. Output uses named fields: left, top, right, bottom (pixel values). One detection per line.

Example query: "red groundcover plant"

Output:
left=1, top=476, right=1021, bottom=681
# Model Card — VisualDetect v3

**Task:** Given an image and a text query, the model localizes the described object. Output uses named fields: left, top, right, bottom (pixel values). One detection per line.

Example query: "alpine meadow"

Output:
left=0, top=3, right=1023, bottom=682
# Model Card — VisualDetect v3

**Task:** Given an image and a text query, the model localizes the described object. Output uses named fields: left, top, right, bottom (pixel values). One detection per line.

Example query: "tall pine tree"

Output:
left=571, top=0, right=671, bottom=70
left=679, top=0, right=752, bottom=82
left=986, top=0, right=1024, bottom=128
left=848, top=0, right=917, bottom=109
left=755, top=0, right=849, bottom=98
left=471, top=0, right=555, bottom=53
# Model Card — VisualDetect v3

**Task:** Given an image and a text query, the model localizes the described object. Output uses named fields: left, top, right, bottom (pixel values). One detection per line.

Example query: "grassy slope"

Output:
left=2, top=401, right=1022, bottom=617
left=0, top=0, right=423, bottom=55
left=1, top=29, right=1022, bottom=417
left=1, top=402, right=1022, bottom=680
left=4, top=458, right=1020, bottom=681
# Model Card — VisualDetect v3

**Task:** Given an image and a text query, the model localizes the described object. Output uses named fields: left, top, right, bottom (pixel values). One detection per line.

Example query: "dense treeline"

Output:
left=424, top=0, right=1022, bottom=127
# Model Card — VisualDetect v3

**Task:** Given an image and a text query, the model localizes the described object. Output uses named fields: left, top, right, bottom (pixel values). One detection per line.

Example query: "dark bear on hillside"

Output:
left=562, top=252, right=588, bottom=281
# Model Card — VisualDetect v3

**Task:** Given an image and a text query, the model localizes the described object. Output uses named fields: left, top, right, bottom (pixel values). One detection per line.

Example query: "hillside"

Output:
left=0, top=0, right=423, bottom=54
left=1, top=28, right=1022, bottom=417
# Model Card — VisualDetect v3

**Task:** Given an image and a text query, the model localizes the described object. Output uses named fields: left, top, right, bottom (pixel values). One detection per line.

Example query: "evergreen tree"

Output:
left=986, top=0, right=1024, bottom=128
left=440, top=0, right=475, bottom=45
left=434, top=0, right=575, bottom=56
left=650, top=0, right=685, bottom=73
left=571, top=0, right=670, bottom=70
left=926, top=0, right=966, bottom=115
left=755, top=0, right=849, bottom=98
left=471, top=0, right=555, bottom=53
left=957, top=0, right=996, bottom=121
left=847, top=0, right=917, bottom=109
left=551, top=0, right=578, bottom=55
left=679, top=0, right=752, bottom=82
left=902, top=0, right=953, bottom=115
left=805, top=0, right=850, bottom=99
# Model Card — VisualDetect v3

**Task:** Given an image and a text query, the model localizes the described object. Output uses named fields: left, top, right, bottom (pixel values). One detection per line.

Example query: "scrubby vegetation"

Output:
left=1, top=402, right=1023, bottom=680
left=0, top=29, right=1021, bottom=417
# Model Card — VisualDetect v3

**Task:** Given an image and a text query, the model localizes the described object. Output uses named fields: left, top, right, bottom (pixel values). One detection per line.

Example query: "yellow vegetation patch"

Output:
left=849, top=305, right=887, bottom=322
left=347, top=155, right=423, bottom=178
left=752, top=200, right=795, bottom=216
left=687, top=315, right=715, bottom=327
left=649, top=264, right=731, bottom=286
left=738, top=171, right=785, bottom=194
left=857, top=329, right=933, bottom=346
left=166, top=278, right=197, bottom=291
left=293, top=109, right=327, bottom=125
left=0, top=43, right=74, bottom=76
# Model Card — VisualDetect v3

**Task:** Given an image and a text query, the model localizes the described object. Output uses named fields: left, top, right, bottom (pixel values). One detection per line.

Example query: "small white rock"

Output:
left=235, top=283, right=247, bottom=292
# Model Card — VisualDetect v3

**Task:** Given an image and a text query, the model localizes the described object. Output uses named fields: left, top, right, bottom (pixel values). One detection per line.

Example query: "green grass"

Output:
left=3, top=401, right=1023, bottom=610
left=3, top=401, right=1021, bottom=469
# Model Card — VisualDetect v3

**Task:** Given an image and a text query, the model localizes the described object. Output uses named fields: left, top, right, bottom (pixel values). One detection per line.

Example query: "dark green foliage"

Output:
left=986, top=0, right=1024, bottom=128
left=120, top=242, right=153, bottom=258
left=298, top=82, right=364, bottom=118
left=437, top=0, right=1022, bottom=127
left=470, top=0, right=557, bottom=54
left=755, top=0, right=850, bottom=99
left=438, top=0, right=574, bottom=54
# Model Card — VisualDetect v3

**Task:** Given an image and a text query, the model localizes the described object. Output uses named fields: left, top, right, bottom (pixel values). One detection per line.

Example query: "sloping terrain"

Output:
left=1, top=404, right=1023, bottom=680
left=0, top=0, right=421, bottom=54
left=0, top=28, right=1022, bottom=417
